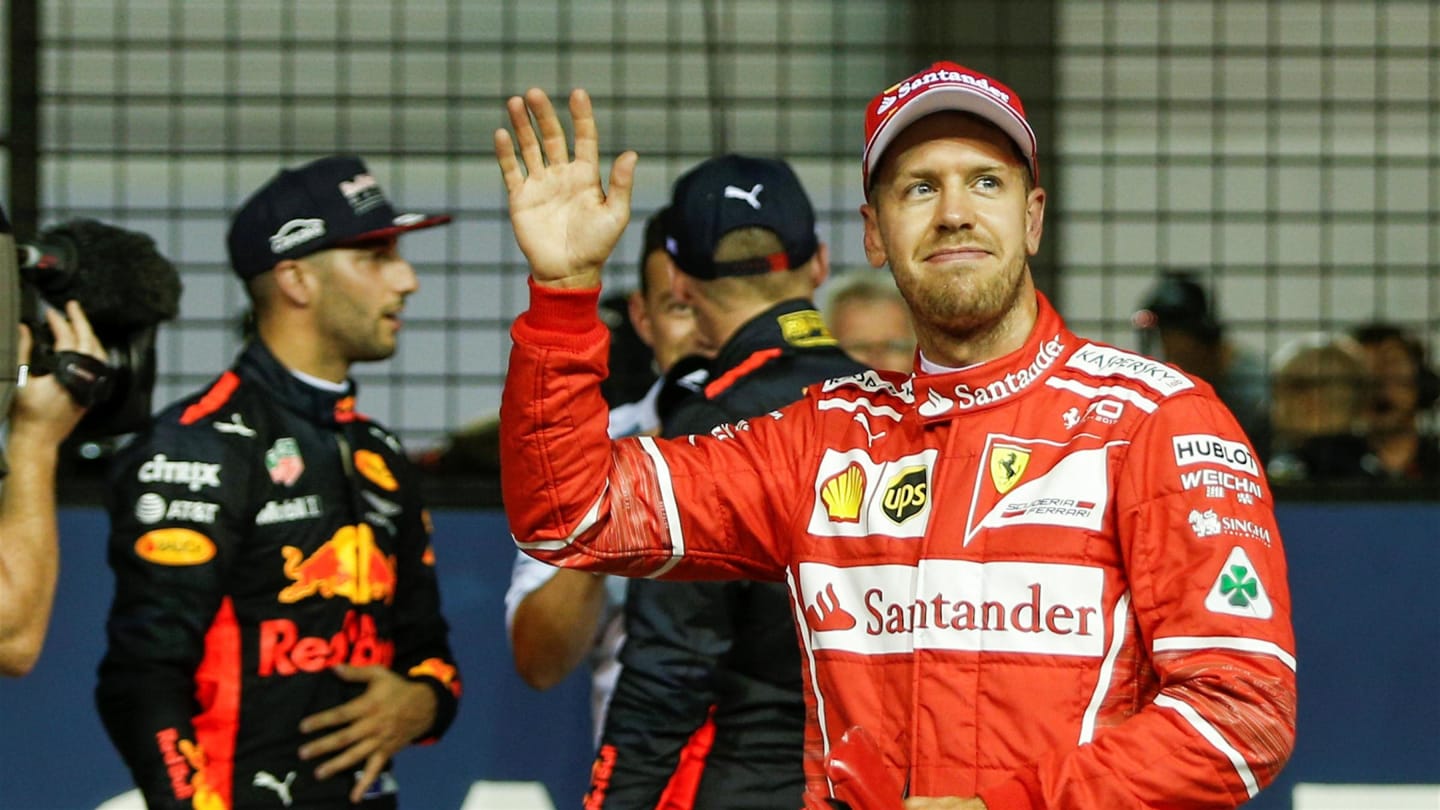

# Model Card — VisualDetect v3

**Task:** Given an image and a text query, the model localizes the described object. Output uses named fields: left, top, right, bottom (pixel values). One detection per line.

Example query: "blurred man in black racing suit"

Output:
left=96, top=156, right=461, bottom=810
left=589, top=155, right=864, bottom=809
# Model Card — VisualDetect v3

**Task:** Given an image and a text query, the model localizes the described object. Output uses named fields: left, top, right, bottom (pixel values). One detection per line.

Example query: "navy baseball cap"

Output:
left=1133, top=272, right=1222, bottom=342
left=663, top=154, right=819, bottom=281
left=226, top=155, right=450, bottom=280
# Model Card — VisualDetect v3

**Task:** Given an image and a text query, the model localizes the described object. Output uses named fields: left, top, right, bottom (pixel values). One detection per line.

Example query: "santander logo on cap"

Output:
left=862, top=61, right=1038, bottom=191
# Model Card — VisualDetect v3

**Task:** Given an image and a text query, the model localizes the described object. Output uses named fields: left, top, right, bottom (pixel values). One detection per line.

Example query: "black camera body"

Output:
left=17, top=219, right=182, bottom=441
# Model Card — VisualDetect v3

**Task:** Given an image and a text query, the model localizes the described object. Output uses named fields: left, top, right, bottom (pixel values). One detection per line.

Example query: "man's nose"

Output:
left=935, top=186, right=976, bottom=230
left=390, top=259, right=420, bottom=294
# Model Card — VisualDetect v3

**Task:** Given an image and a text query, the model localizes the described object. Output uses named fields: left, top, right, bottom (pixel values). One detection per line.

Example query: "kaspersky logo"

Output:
left=1205, top=546, right=1273, bottom=619
left=278, top=523, right=397, bottom=604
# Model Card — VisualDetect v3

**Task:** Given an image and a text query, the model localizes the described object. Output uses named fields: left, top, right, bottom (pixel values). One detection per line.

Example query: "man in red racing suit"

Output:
left=493, top=66, right=1295, bottom=809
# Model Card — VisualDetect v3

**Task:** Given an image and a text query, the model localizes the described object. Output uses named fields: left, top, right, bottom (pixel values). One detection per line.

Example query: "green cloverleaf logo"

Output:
left=1220, top=565, right=1258, bottom=607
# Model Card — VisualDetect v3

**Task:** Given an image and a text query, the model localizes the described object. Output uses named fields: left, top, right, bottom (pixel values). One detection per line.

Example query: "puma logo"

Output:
left=253, top=770, right=295, bottom=806
left=853, top=412, right=886, bottom=446
left=723, top=183, right=764, bottom=210
left=214, top=412, right=257, bottom=437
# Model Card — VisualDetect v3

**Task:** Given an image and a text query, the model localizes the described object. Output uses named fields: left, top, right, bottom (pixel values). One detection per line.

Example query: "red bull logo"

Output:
left=408, top=657, right=462, bottom=698
left=354, top=449, right=399, bottom=491
left=278, top=524, right=397, bottom=605
left=258, top=609, right=394, bottom=677
left=584, top=744, right=617, bottom=810
left=154, top=728, right=224, bottom=809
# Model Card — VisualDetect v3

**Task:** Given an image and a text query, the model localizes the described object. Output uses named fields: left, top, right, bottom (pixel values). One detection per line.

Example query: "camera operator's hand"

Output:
left=9, top=300, right=104, bottom=443
left=0, top=300, right=102, bottom=676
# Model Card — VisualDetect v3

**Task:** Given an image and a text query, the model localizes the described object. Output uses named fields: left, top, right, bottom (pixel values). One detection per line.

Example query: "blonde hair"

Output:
left=1270, top=334, right=1367, bottom=440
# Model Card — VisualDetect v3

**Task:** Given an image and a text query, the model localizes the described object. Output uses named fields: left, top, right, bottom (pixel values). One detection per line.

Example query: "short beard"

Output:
left=897, top=263, right=1028, bottom=343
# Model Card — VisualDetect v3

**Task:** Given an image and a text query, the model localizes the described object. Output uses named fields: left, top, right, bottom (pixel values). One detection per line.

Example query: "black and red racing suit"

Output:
left=592, top=299, right=863, bottom=809
left=96, top=340, right=460, bottom=810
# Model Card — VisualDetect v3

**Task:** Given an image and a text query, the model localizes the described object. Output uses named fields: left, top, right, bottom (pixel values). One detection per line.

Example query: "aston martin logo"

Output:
left=989, top=445, right=1031, bottom=494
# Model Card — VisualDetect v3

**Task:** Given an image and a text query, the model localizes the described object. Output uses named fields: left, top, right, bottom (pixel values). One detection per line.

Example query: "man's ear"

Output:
left=1025, top=186, right=1047, bottom=257
left=270, top=259, right=316, bottom=307
left=860, top=203, right=887, bottom=268
left=807, top=242, right=831, bottom=289
left=628, top=289, right=655, bottom=349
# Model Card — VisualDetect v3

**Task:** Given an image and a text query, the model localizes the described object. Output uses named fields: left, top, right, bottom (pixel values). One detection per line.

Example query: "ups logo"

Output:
left=881, top=465, right=928, bottom=523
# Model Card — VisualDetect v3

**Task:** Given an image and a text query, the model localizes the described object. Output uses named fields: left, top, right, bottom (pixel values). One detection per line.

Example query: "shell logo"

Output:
left=821, top=462, right=866, bottom=523
left=134, top=528, right=216, bottom=566
left=354, top=449, right=399, bottom=491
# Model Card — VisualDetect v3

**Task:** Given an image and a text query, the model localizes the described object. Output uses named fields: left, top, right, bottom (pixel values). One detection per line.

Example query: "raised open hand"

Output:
left=494, top=88, right=638, bottom=289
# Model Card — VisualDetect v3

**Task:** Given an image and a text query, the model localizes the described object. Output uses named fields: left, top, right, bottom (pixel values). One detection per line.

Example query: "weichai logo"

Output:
left=258, top=609, right=394, bottom=676
left=797, top=560, right=1106, bottom=657
left=881, top=466, right=928, bottom=523
left=278, top=524, right=397, bottom=605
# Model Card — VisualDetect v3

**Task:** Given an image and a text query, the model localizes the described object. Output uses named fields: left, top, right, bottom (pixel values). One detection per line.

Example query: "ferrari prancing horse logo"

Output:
left=989, top=445, right=1031, bottom=494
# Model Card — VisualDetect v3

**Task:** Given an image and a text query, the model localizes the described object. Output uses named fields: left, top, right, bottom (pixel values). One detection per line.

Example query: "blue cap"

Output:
left=664, top=154, right=818, bottom=280
left=226, top=155, right=449, bottom=280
